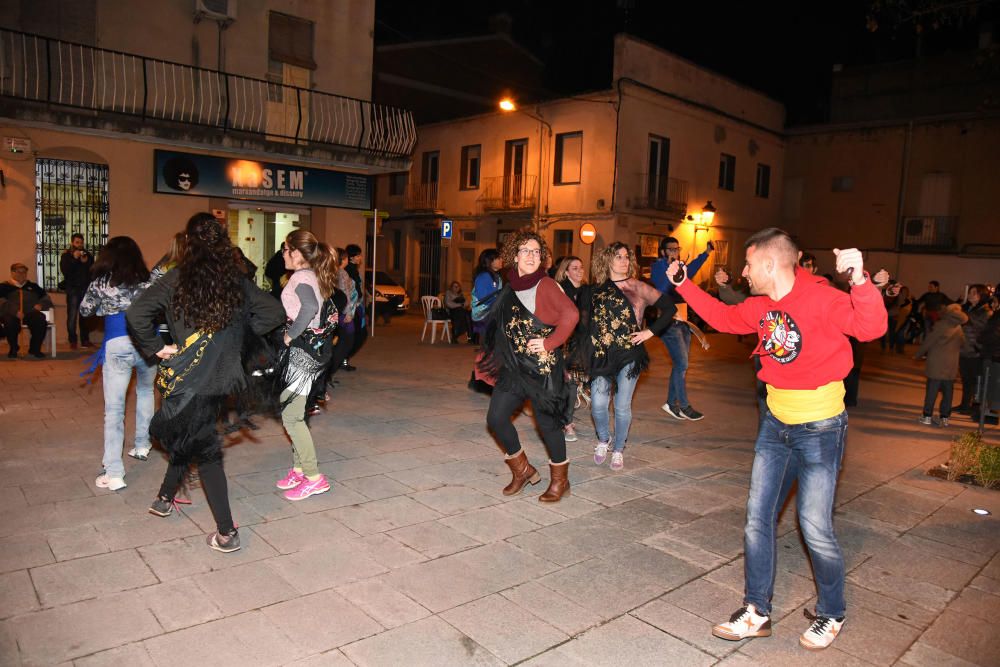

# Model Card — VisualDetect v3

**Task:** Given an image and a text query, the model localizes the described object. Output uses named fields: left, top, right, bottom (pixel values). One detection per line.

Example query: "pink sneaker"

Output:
left=276, top=469, right=306, bottom=490
left=283, top=475, right=331, bottom=501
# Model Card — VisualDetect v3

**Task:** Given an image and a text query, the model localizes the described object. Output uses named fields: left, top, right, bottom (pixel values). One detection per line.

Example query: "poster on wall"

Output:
left=153, top=150, right=372, bottom=209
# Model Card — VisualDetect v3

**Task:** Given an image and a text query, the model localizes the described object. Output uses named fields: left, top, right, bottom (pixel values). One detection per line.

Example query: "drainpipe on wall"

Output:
left=894, top=120, right=914, bottom=275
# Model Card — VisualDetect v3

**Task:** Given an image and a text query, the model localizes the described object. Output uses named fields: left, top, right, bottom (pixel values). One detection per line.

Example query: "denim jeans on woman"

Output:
left=590, top=361, right=638, bottom=452
left=744, top=410, right=848, bottom=619
left=102, top=336, right=156, bottom=478
left=660, top=322, right=691, bottom=408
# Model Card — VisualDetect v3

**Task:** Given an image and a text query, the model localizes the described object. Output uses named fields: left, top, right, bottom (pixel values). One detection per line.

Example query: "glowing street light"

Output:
left=701, top=200, right=717, bottom=225
left=499, top=98, right=516, bottom=112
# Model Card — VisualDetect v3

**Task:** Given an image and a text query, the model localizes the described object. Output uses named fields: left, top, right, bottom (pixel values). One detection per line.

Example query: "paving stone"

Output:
left=90, top=513, right=204, bottom=551
left=519, top=646, right=591, bottom=666
left=44, top=525, right=109, bottom=562
left=262, top=589, right=383, bottom=652
left=9, top=591, right=161, bottom=665
left=387, top=521, right=481, bottom=557
left=341, top=615, right=503, bottom=667
left=537, top=494, right=601, bottom=518
left=73, top=641, right=157, bottom=666
left=559, top=614, right=716, bottom=666
left=642, top=532, right=730, bottom=570
left=194, top=560, right=297, bottom=615
left=632, top=598, right=740, bottom=658
left=441, top=593, right=569, bottom=664
left=536, top=558, right=669, bottom=618
left=138, top=578, right=222, bottom=632
left=30, top=550, right=157, bottom=607
left=981, top=551, right=1000, bottom=579
left=847, top=565, right=958, bottom=612
left=616, top=496, right=701, bottom=523
left=969, top=573, right=1000, bottom=596
left=355, top=533, right=427, bottom=570
left=738, top=617, right=874, bottom=666
left=663, top=578, right=744, bottom=621
left=843, top=582, right=938, bottom=630
left=0, top=569, right=39, bottom=619
left=383, top=468, right=445, bottom=491
left=238, top=491, right=303, bottom=522
left=662, top=514, right=746, bottom=557
left=651, top=484, right=743, bottom=515
left=569, top=477, right=649, bottom=506
left=898, top=641, right=981, bottom=667
left=408, top=484, right=498, bottom=515
left=946, top=586, right=1000, bottom=622
left=505, top=529, right=593, bottom=567
left=532, top=516, right=641, bottom=557
left=0, top=533, right=54, bottom=574
left=501, top=498, right=567, bottom=526
left=288, top=649, right=355, bottom=666
left=904, top=609, right=1000, bottom=667
left=440, top=505, right=542, bottom=542
left=500, top=581, right=604, bottom=636
left=250, top=513, right=359, bottom=554
left=143, top=610, right=307, bottom=666
left=832, top=605, right=923, bottom=665
left=340, top=474, right=414, bottom=500
left=0, top=486, right=27, bottom=511
left=862, top=542, right=981, bottom=591
left=328, top=496, right=443, bottom=534
left=335, top=578, right=430, bottom=628
left=599, top=543, right=706, bottom=590
left=896, top=533, right=994, bottom=567
left=294, top=483, right=372, bottom=513
left=266, top=541, right=388, bottom=595
left=590, top=503, right=679, bottom=538
left=21, top=476, right=94, bottom=506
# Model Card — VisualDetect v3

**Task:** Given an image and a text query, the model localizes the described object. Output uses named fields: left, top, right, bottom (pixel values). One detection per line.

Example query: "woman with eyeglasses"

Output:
left=580, top=243, right=676, bottom=471
left=127, top=213, right=284, bottom=552
left=479, top=231, right=579, bottom=502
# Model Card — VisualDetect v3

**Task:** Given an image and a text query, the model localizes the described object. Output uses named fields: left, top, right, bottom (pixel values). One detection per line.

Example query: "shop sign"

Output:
left=153, top=150, right=372, bottom=209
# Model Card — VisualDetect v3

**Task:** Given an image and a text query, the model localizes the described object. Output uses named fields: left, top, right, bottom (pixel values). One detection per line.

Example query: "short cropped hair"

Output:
left=71, top=233, right=84, bottom=242
left=658, top=236, right=680, bottom=257
left=929, top=280, right=940, bottom=288
left=745, top=227, right=799, bottom=268
left=799, top=252, right=816, bottom=267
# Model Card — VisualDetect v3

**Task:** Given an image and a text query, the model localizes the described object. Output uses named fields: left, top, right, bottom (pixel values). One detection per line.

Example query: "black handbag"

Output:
left=431, top=307, right=450, bottom=320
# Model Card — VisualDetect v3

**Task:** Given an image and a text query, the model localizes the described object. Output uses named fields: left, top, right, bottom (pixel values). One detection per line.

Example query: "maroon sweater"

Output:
left=518, top=277, right=580, bottom=351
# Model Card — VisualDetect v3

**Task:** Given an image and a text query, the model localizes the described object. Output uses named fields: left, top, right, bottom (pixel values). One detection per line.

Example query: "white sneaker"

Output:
left=127, top=447, right=150, bottom=461
left=799, top=614, right=844, bottom=650
left=662, top=403, right=686, bottom=420
left=594, top=441, right=610, bottom=465
left=712, top=604, right=772, bottom=641
left=610, top=451, right=624, bottom=471
left=564, top=425, right=578, bottom=442
left=95, top=474, right=127, bottom=491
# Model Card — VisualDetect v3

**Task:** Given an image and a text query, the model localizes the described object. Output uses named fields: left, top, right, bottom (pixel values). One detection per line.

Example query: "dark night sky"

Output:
left=375, top=0, right=993, bottom=125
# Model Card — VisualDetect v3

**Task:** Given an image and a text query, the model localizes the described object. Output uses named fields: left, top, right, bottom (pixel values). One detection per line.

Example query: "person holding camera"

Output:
left=61, top=233, right=95, bottom=349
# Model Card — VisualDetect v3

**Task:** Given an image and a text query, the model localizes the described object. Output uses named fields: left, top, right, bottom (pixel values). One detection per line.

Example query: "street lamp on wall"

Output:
left=688, top=200, right=717, bottom=231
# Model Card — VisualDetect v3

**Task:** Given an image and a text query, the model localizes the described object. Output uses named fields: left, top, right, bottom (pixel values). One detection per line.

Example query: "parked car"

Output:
left=364, top=270, right=410, bottom=317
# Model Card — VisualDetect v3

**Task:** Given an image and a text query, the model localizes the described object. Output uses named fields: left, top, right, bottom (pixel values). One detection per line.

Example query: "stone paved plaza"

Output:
left=1, top=314, right=998, bottom=666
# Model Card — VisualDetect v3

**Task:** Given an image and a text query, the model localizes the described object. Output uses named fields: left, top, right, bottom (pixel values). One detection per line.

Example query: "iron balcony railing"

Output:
left=403, top=182, right=443, bottom=211
left=626, top=173, right=689, bottom=218
left=0, top=28, right=416, bottom=159
left=477, top=174, right=538, bottom=211
left=899, top=216, right=958, bottom=251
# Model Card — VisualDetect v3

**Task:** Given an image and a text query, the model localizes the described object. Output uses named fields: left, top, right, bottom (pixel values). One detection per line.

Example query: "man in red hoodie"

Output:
left=666, top=228, right=886, bottom=651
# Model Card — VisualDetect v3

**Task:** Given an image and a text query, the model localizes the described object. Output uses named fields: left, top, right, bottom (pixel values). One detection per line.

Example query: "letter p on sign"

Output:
left=441, top=219, right=453, bottom=239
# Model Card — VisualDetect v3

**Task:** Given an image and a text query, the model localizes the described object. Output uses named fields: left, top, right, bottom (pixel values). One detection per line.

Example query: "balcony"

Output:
left=477, top=175, right=538, bottom=212
left=403, top=183, right=444, bottom=212
left=0, top=29, right=416, bottom=163
left=625, top=174, right=689, bottom=218
left=899, top=216, right=958, bottom=252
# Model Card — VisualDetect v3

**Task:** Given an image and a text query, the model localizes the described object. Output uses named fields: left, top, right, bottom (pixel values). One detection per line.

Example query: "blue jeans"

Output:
left=744, top=410, right=848, bottom=619
left=590, top=362, right=638, bottom=452
left=660, top=323, right=691, bottom=408
left=65, top=289, right=91, bottom=345
left=102, top=336, right=156, bottom=478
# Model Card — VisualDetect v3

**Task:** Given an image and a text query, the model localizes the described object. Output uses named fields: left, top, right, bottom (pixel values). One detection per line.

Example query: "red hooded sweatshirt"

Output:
left=677, top=270, right=887, bottom=390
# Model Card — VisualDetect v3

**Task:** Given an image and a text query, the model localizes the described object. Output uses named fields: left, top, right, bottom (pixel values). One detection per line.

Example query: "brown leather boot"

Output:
left=503, top=449, right=541, bottom=496
left=539, top=460, right=570, bottom=502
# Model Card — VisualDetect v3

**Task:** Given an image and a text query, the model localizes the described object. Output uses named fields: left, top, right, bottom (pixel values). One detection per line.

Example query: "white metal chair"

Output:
left=420, top=295, right=452, bottom=344
left=18, top=308, right=57, bottom=358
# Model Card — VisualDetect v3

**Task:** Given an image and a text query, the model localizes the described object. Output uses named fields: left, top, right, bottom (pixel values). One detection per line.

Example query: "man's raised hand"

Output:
left=833, top=248, right=865, bottom=285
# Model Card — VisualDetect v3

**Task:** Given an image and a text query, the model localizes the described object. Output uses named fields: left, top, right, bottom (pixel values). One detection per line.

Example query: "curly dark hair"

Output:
left=91, top=236, right=150, bottom=287
left=172, top=213, right=244, bottom=333
left=499, top=229, right=550, bottom=269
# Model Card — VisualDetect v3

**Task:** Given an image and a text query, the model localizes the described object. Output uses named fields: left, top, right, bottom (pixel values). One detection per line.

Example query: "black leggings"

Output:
left=487, top=387, right=567, bottom=463
left=158, top=459, right=234, bottom=534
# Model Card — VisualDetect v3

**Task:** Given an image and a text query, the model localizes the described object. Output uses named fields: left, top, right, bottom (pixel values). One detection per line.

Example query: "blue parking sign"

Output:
left=441, top=219, right=453, bottom=239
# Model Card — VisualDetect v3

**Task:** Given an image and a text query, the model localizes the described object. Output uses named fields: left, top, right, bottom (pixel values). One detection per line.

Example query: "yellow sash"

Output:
left=765, top=380, right=844, bottom=425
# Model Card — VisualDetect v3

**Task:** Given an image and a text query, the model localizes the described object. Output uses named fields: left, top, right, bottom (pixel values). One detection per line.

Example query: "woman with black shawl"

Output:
left=127, top=213, right=284, bottom=553
left=479, top=231, right=579, bottom=502
left=581, top=242, right=676, bottom=471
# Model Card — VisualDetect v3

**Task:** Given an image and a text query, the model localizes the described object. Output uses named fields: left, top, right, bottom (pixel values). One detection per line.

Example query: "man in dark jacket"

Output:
left=0, top=263, right=54, bottom=358
left=60, top=233, right=94, bottom=349
left=343, top=244, right=367, bottom=371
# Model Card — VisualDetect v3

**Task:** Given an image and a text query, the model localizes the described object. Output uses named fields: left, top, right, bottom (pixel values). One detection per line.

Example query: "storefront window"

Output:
left=227, top=205, right=310, bottom=290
